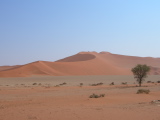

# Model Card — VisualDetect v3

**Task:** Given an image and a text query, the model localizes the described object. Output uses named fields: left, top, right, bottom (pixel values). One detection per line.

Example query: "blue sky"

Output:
left=0, top=0, right=160, bottom=66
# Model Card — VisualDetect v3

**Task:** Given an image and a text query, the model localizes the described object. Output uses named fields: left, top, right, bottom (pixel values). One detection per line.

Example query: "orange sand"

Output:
left=0, top=51, right=160, bottom=77
left=0, top=82, right=160, bottom=120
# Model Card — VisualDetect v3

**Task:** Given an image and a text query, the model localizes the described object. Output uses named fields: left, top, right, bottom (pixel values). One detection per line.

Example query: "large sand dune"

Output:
left=0, top=52, right=160, bottom=77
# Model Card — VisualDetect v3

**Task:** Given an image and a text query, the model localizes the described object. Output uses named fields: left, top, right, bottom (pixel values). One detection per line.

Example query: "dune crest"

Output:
left=0, top=51, right=160, bottom=77
left=56, top=53, right=96, bottom=62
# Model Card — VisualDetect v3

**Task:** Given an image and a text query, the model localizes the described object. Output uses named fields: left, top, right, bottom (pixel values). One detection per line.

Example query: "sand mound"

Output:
left=0, top=51, right=160, bottom=77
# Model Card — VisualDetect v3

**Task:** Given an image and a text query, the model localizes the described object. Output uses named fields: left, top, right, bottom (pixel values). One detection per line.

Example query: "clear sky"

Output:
left=0, top=0, right=160, bottom=66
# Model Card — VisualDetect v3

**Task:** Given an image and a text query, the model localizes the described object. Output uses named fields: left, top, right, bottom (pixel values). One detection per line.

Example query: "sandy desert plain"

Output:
left=0, top=52, right=160, bottom=120
left=0, top=75, right=160, bottom=120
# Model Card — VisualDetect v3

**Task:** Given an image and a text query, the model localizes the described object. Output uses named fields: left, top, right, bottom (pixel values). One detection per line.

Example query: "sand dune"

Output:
left=56, top=53, right=96, bottom=62
left=0, top=65, right=21, bottom=71
left=0, top=51, right=160, bottom=77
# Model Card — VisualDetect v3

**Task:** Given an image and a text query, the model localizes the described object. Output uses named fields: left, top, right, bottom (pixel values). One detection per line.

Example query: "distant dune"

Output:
left=0, top=65, right=22, bottom=72
left=0, top=51, right=160, bottom=77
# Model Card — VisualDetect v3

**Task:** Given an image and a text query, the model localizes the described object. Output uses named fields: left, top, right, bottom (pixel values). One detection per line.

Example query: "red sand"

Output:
left=0, top=65, right=21, bottom=71
left=0, top=83, right=160, bottom=120
left=0, top=52, right=160, bottom=77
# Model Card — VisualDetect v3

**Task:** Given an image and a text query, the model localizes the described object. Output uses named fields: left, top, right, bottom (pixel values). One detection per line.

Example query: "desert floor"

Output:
left=0, top=75, right=160, bottom=120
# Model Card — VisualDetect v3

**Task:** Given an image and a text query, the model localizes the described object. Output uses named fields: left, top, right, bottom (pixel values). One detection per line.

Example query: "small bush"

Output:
left=90, top=82, right=103, bottom=86
left=97, top=82, right=103, bottom=85
left=38, top=83, right=42, bottom=86
left=32, top=83, right=37, bottom=85
left=157, top=81, right=160, bottom=83
left=89, top=94, right=99, bottom=98
left=99, top=94, right=105, bottom=97
left=59, top=82, right=67, bottom=86
left=80, top=83, right=83, bottom=87
left=62, top=82, right=67, bottom=85
left=89, top=93, right=105, bottom=98
left=137, top=89, right=150, bottom=94
left=110, top=82, right=114, bottom=85
left=121, top=82, right=127, bottom=85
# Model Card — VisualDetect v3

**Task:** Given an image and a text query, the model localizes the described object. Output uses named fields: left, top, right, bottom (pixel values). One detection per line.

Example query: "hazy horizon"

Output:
left=1, top=0, right=160, bottom=66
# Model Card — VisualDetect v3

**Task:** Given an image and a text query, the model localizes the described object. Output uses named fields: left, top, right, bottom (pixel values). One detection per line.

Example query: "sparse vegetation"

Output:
left=38, top=83, right=42, bottom=86
left=80, top=83, right=83, bottom=87
left=137, top=89, right=150, bottom=94
left=54, top=85, right=60, bottom=87
left=131, top=64, right=150, bottom=87
left=59, top=82, right=67, bottom=85
left=99, top=94, right=105, bottom=97
left=110, top=82, right=114, bottom=85
left=32, top=83, right=37, bottom=85
left=157, top=81, right=160, bottom=83
left=121, top=82, right=127, bottom=85
left=89, top=93, right=105, bottom=98
left=90, top=82, right=103, bottom=86
left=54, top=82, right=67, bottom=87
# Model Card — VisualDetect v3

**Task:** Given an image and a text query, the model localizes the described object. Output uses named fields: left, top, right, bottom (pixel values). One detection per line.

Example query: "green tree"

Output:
left=131, top=64, right=150, bottom=87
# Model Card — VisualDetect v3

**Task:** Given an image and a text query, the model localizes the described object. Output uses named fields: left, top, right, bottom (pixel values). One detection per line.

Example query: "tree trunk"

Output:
left=139, top=79, right=142, bottom=87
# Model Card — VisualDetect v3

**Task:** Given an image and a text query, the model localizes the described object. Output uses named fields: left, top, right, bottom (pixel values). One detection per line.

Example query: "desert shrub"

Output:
left=54, top=82, right=67, bottom=87
left=97, top=82, right=103, bottom=85
left=80, top=83, right=83, bottom=87
left=90, top=84, right=96, bottom=86
left=80, top=83, right=83, bottom=85
left=90, top=82, right=103, bottom=86
left=137, top=89, right=150, bottom=94
left=110, top=82, right=114, bottom=85
left=32, top=83, right=37, bottom=85
left=99, top=94, right=105, bottom=97
left=38, top=83, right=42, bottom=86
left=121, top=82, right=127, bottom=85
left=157, top=81, right=160, bottom=83
left=62, top=82, right=67, bottom=85
left=89, top=93, right=105, bottom=98
left=59, top=82, right=67, bottom=86
left=89, top=93, right=99, bottom=98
